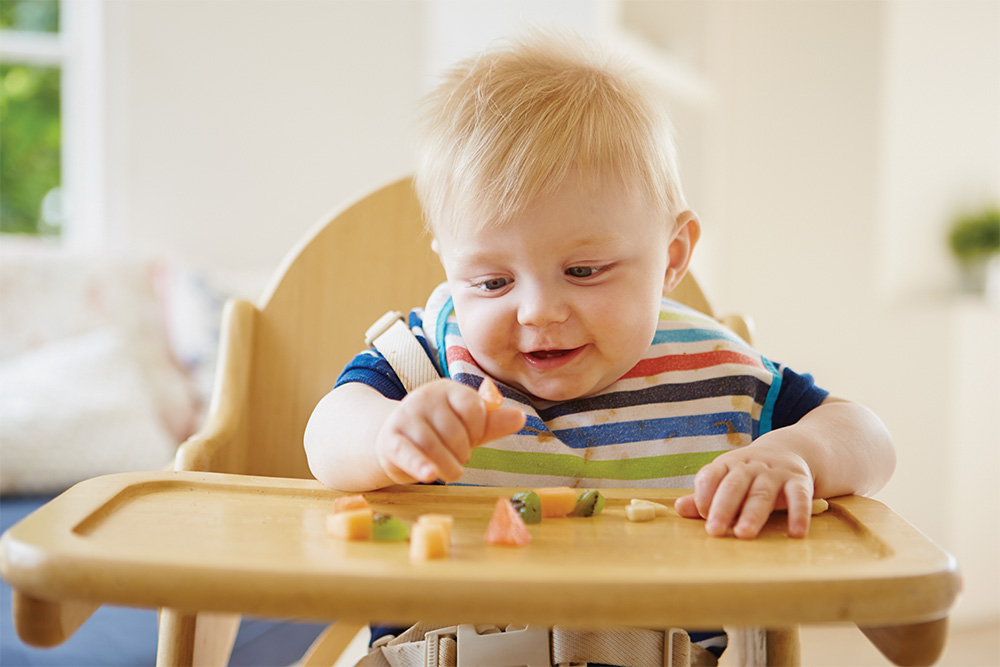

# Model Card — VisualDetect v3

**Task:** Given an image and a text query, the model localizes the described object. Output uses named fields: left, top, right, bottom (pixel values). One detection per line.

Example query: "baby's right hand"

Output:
left=375, top=378, right=526, bottom=485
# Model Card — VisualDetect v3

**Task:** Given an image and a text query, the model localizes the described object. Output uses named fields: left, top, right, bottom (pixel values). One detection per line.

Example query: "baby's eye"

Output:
left=474, top=277, right=511, bottom=292
left=566, top=265, right=603, bottom=279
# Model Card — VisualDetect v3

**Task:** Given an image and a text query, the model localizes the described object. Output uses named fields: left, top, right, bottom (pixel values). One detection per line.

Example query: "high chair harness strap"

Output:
left=359, top=312, right=719, bottom=667
left=355, top=623, right=717, bottom=667
left=365, top=311, right=441, bottom=393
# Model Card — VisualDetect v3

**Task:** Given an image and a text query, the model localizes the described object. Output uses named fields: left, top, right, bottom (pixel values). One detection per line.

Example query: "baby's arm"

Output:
left=304, top=379, right=526, bottom=491
left=675, top=397, right=895, bottom=539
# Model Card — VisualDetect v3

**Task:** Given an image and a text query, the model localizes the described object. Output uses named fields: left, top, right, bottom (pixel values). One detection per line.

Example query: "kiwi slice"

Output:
left=372, top=513, right=409, bottom=541
left=510, top=490, right=542, bottom=524
left=571, top=489, right=606, bottom=517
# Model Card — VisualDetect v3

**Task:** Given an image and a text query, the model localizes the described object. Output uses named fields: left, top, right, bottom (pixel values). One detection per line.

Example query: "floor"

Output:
left=799, top=620, right=999, bottom=667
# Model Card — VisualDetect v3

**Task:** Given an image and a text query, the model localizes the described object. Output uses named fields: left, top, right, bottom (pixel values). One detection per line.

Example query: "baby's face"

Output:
left=435, top=177, right=671, bottom=402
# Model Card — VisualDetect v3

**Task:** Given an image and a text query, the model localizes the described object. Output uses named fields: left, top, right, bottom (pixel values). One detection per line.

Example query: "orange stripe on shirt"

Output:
left=622, top=350, right=764, bottom=378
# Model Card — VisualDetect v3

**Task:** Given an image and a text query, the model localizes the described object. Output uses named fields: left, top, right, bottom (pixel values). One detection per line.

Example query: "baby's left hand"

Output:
left=675, top=439, right=815, bottom=539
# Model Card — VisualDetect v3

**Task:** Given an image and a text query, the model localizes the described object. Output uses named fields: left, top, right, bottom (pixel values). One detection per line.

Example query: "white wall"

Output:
left=103, top=0, right=425, bottom=271
left=99, top=0, right=999, bottom=625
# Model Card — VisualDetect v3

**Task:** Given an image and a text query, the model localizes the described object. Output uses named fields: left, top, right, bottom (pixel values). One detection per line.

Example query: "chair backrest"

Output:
left=205, top=177, right=723, bottom=480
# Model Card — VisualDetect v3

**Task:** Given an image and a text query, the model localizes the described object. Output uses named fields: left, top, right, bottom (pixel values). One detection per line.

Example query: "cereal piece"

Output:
left=417, top=514, right=454, bottom=544
left=811, top=498, right=830, bottom=515
left=630, top=498, right=670, bottom=517
left=410, top=522, right=449, bottom=560
left=478, top=377, right=504, bottom=411
left=625, top=503, right=657, bottom=522
left=326, top=507, right=374, bottom=540
left=534, top=486, right=578, bottom=518
left=485, top=498, right=532, bottom=547
left=331, top=494, right=370, bottom=513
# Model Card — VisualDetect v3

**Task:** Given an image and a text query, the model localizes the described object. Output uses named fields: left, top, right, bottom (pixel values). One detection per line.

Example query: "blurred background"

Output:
left=1, top=0, right=997, bottom=664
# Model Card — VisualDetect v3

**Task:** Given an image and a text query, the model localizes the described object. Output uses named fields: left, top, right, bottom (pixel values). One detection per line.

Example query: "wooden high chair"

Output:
left=0, top=178, right=960, bottom=667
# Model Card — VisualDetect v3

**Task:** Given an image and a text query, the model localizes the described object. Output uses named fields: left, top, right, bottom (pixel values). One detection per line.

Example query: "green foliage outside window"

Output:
left=0, top=0, right=59, bottom=32
left=0, top=0, right=62, bottom=236
left=0, top=64, right=61, bottom=235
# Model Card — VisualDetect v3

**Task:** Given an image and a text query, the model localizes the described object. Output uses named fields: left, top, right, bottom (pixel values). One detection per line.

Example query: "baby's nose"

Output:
left=516, top=286, right=570, bottom=327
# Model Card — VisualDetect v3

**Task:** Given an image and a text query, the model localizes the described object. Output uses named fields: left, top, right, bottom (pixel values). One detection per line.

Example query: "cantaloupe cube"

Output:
left=534, top=486, right=579, bottom=518
left=417, top=514, right=454, bottom=544
left=326, top=507, right=374, bottom=540
left=332, top=494, right=370, bottom=513
left=410, top=522, right=449, bottom=560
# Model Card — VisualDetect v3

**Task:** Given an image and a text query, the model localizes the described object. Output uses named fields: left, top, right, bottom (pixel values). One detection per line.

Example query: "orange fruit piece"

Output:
left=332, top=494, right=370, bottom=513
left=534, top=486, right=579, bottom=518
left=410, top=521, right=450, bottom=560
left=326, top=507, right=374, bottom=540
left=478, top=377, right=504, bottom=411
left=485, top=497, right=532, bottom=547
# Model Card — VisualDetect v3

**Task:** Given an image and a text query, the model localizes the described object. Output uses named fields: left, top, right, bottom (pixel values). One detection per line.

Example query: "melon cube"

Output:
left=534, top=486, right=579, bottom=518
left=417, top=514, right=454, bottom=544
left=326, top=507, right=374, bottom=540
left=410, top=522, right=449, bottom=560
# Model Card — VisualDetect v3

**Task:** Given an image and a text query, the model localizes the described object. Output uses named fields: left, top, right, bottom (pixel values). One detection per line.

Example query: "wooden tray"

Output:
left=0, top=471, right=959, bottom=630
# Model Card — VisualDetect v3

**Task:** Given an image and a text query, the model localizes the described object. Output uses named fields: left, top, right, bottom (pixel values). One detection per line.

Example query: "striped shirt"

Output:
left=337, top=282, right=828, bottom=488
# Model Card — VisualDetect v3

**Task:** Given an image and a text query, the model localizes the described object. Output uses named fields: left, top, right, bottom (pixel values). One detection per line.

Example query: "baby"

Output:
left=304, top=31, right=895, bottom=543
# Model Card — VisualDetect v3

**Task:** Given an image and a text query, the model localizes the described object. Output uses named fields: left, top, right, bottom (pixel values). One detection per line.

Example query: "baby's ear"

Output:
left=430, top=238, right=441, bottom=255
left=664, top=210, right=701, bottom=293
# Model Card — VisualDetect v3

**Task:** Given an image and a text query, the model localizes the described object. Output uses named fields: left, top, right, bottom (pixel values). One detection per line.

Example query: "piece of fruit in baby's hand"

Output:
left=811, top=498, right=829, bottom=514
left=478, top=376, right=504, bottom=411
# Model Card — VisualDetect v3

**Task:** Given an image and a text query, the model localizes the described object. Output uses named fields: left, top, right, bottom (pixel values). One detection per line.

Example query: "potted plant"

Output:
left=948, top=205, right=1000, bottom=296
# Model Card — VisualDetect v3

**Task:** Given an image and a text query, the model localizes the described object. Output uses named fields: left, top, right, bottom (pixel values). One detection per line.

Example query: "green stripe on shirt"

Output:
left=466, top=447, right=724, bottom=481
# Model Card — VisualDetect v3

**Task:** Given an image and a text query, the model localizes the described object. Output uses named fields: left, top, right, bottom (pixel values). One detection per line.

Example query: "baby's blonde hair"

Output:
left=415, top=30, right=688, bottom=237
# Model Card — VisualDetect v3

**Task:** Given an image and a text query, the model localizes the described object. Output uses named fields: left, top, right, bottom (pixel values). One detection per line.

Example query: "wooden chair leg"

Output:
left=156, top=608, right=241, bottom=666
left=301, top=621, right=369, bottom=667
left=765, top=627, right=801, bottom=666
left=859, top=618, right=949, bottom=667
left=11, top=591, right=100, bottom=648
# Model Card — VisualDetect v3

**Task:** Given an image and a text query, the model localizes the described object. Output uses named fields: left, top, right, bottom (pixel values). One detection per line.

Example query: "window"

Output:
left=0, top=0, right=63, bottom=236
left=1, top=0, right=104, bottom=246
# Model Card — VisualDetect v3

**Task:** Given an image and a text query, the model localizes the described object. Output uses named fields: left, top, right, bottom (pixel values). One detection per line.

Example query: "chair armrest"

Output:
left=174, top=298, right=257, bottom=474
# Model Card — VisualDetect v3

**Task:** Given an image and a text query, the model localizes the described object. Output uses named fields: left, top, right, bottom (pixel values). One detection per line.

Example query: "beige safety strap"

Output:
left=365, top=311, right=441, bottom=393
left=354, top=624, right=718, bottom=667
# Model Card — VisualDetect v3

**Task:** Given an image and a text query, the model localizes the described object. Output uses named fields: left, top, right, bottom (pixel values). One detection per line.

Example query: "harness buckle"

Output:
left=365, top=310, right=405, bottom=347
left=457, top=624, right=550, bottom=667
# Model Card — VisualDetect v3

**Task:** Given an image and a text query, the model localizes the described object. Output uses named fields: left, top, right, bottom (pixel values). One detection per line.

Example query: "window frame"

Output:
left=0, top=0, right=106, bottom=248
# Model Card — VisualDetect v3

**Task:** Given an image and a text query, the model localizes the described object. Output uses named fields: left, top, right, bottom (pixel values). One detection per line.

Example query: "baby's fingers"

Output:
left=480, top=406, right=527, bottom=444
left=732, top=476, right=783, bottom=540
left=784, top=479, right=814, bottom=539
left=377, top=431, right=438, bottom=485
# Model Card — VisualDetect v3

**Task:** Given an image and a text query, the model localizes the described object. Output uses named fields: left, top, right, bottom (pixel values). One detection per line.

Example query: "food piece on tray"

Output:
left=417, top=514, right=454, bottom=544
left=372, top=513, right=410, bottom=542
left=485, top=497, right=532, bottom=547
left=811, top=498, right=830, bottom=515
left=331, top=494, right=371, bottom=513
left=625, top=503, right=657, bottom=523
left=410, top=521, right=450, bottom=560
left=534, top=486, right=578, bottom=518
left=570, top=489, right=606, bottom=517
left=326, top=507, right=374, bottom=540
left=478, top=376, right=504, bottom=411
left=510, top=490, right=542, bottom=524
left=629, top=498, right=670, bottom=517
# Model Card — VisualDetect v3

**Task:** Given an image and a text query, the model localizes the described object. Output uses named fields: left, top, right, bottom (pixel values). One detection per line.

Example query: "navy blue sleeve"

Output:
left=771, top=366, right=829, bottom=429
left=334, top=351, right=408, bottom=400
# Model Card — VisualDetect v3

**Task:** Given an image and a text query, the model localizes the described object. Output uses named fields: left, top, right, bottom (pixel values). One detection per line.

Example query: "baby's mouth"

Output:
left=528, top=349, right=573, bottom=360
